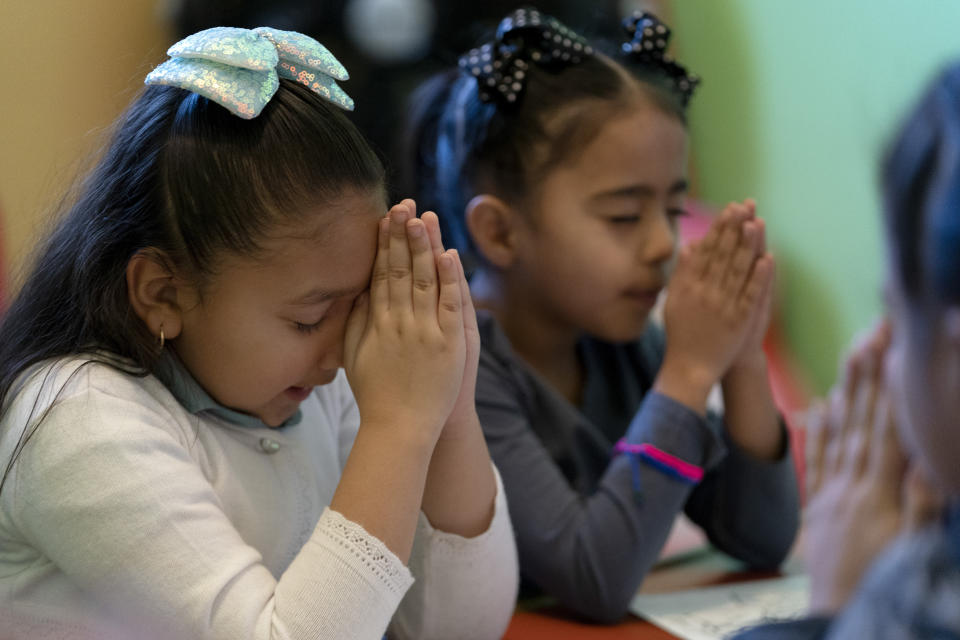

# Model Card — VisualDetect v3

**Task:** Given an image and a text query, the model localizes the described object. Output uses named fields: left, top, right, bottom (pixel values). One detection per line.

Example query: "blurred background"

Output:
left=2, top=0, right=960, bottom=396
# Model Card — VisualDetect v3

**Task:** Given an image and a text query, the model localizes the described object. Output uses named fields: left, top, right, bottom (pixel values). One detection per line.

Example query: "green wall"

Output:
left=670, top=1, right=960, bottom=392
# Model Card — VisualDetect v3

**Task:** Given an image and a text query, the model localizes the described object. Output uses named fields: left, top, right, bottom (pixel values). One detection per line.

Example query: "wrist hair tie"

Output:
left=145, top=26, right=353, bottom=118
left=613, top=439, right=704, bottom=500
left=458, top=7, right=593, bottom=107
left=621, top=11, right=699, bottom=107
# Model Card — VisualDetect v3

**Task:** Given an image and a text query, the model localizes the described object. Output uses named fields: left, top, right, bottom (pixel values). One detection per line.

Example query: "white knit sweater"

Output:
left=0, top=359, right=518, bottom=639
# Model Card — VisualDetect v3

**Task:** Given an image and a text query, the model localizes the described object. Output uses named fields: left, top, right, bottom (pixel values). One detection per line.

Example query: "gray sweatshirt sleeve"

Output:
left=477, top=329, right=800, bottom=623
left=684, top=417, right=800, bottom=569
left=478, top=355, right=729, bottom=622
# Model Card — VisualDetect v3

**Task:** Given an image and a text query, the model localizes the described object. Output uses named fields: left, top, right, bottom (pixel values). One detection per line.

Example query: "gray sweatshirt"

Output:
left=476, top=311, right=800, bottom=622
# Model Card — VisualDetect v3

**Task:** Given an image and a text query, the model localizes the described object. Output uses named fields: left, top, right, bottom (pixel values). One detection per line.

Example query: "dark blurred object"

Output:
left=169, top=1, right=628, bottom=59
left=168, top=1, right=628, bottom=194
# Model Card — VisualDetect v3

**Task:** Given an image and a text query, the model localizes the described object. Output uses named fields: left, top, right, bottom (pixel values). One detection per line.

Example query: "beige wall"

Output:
left=0, top=1, right=171, bottom=287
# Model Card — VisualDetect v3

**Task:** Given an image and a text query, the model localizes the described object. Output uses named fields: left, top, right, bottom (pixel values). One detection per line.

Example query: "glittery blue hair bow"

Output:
left=621, top=12, right=699, bottom=107
left=145, top=26, right=353, bottom=118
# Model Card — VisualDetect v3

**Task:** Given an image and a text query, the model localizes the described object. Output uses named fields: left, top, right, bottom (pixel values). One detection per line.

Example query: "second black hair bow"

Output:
left=621, top=11, right=699, bottom=107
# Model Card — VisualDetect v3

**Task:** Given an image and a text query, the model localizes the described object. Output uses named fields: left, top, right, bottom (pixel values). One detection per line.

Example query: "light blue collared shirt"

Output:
left=153, top=353, right=303, bottom=429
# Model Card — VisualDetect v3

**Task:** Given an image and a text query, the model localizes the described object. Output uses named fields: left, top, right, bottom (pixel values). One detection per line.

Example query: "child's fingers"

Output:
left=408, top=218, right=439, bottom=319
left=422, top=210, right=445, bottom=260
left=838, top=322, right=890, bottom=441
left=828, top=348, right=865, bottom=477
left=699, top=201, right=747, bottom=254
left=761, top=252, right=776, bottom=305
left=880, top=319, right=893, bottom=348
left=870, top=319, right=893, bottom=354
left=823, top=389, right=843, bottom=471
left=749, top=252, right=776, bottom=332
left=837, top=349, right=864, bottom=441
left=691, top=230, right=718, bottom=278
left=388, top=202, right=414, bottom=312
left=693, top=203, right=741, bottom=277
left=753, top=217, right=767, bottom=257
left=399, top=198, right=417, bottom=216
left=455, top=248, right=475, bottom=314
left=805, top=401, right=830, bottom=498
left=456, top=248, right=479, bottom=337
left=693, top=210, right=728, bottom=278
left=870, top=394, right=909, bottom=490
left=369, top=217, right=391, bottom=313
left=706, top=219, right=742, bottom=291
left=720, top=221, right=758, bottom=297
left=734, top=253, right=772, bottom=324
left=437, top=250, right=464, bottom=337
left=847, top=355, right=883, bottom=477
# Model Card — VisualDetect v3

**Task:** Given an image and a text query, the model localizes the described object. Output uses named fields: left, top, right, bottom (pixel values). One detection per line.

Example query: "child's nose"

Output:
left=305, top=342, right=343, bottom=388
left=318, top=317, right=348, bottom=371
left=317, top=341, right=344, bottom=373
left=640, top=211, right=677, bottom=264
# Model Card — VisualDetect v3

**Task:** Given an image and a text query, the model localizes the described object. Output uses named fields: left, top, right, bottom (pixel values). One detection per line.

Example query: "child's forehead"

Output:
left=210, top=197, right=382, bottom=280
left=263, top=189, right=386, bottom=244
left=546, top=99, right=685, bottom=161
left=547, top=109, right=687, bottom=184
left=206, top=219, right=378, bottom=304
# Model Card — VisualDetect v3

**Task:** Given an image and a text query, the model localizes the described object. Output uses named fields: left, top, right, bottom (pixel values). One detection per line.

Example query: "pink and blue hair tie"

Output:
left=613, top=439, right=704, bottom=499
left=145, top=26, right=353, bottom=118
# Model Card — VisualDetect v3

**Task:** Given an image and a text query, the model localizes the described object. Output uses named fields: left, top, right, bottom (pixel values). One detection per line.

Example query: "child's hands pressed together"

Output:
left=418, top=211, right=482, bottom=440
left=335, top=199, right=498, bottom=555
left=804, top=321, right=944, bottom=614
left=715, top=200, right=785, bottom=459
left=343, top=199, right=467, bottom=445
left=656, top=201, right=775, bottom=414
left=725, top=200, right=776, bottom=368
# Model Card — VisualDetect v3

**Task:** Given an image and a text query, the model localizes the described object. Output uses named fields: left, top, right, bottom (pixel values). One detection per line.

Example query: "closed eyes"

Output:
left=294, top=318, right=325, bottom=334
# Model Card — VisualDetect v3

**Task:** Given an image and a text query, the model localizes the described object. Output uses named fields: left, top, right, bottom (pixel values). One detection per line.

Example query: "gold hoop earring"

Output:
left=158, top=326, right=165, bottom=350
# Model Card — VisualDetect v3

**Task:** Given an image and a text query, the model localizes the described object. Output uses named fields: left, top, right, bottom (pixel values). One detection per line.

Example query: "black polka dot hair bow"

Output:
left=621, top=11, right=699, bottom=107
left=458, top=7, right=593, bottom=107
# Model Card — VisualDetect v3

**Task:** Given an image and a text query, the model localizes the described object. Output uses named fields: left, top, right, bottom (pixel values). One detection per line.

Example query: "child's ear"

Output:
left=126, top=249, right=188, bottom=342
left=465, top=194, right=522, bottom=269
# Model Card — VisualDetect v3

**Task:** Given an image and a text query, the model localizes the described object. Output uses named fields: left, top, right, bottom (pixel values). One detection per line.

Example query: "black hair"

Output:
left=882, top=63, right=960, bottom=309
left=0, top=80, right=384, bottom=485
left=402, top=34, right=689, bottom=268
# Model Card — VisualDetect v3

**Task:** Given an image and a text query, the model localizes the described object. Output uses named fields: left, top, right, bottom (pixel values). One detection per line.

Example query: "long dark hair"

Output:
left=0, top=80, right=384, bottom=484
left=402, top=31, right=689, bottom=267
left=882, top=63, right=960, bottom=311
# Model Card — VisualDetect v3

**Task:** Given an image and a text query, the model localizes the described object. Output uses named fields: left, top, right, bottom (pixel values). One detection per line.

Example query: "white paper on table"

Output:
left=629, top=573, right=810, bottom=640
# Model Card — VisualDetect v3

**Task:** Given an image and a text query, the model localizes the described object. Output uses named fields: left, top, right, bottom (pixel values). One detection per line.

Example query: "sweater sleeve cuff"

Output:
left=625, top=391, right=727, bottom=471
left=273, top=508, right=415, bottom=639
left=315, top=507, right=415, bottom=598
left=393, top=464, right=519, bottom=640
